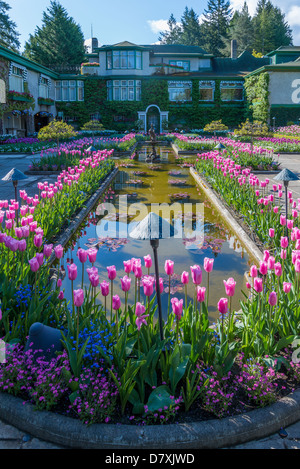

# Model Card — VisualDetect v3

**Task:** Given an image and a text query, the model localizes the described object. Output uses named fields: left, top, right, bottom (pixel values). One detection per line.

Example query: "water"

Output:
left=58, top=144, right=252, bottom=322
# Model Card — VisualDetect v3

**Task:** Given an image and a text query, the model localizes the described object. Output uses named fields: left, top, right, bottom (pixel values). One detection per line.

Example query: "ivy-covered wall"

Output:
left=56, top=77, right=248, bottom=131
left=244, top=72, right=270, bottom=123
left=270, top=106, right=300, bottom=126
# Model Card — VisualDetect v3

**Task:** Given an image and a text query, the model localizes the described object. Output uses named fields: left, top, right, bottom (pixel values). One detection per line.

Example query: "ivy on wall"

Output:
left=270, top=107, right=300, bottom=126
left=244, top=72, right=270, bottom=123
left=56, top=76, right=248, bottom=131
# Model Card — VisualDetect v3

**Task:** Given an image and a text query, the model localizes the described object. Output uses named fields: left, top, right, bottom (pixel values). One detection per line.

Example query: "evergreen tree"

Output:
left=180, top=7, right=203, bottom=47
left=201, top=0, right=233, bottom=56
left=224, top=2, right=254, bottom=56
left=158, top=13, right=182, bottom=44
left=24, top=1, right=85, bottom=69
left=0, top=1, right=20, bottom=52
left=252, top=0, right=293, bottom=55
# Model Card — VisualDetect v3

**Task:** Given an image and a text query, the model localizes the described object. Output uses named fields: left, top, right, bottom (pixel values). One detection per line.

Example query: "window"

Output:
left=169, top=60, right=190, bottom=71
left=168, top=81, right=192, bottom=102
left=9, top=64, right=25, bottom=93
left=55, top=80, right=84, bottom=101
left=199, top=81, right=215, bottom=101
left=107, top=80, right=141, bottom=101
left=39, top=76, right=50, bottom=99
left=106, top=50, right=142, bottom=70
left=220, top=81, right=244, bottom=101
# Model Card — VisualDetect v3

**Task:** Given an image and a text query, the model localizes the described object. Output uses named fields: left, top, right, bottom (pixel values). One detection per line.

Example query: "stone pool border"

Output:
left=190, top=167, right=264, bottom=264
left=1, top=388, right=300, bottom=449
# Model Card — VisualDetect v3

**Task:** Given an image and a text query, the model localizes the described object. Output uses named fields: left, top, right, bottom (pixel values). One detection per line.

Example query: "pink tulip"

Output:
left=249, top=265, right=257, bottom=277
left=203, top=257, right=214, bottom=273
left=268, top=291, right=277, bottom=306
left=155, top=277, right=164, bottom=294
left=295, top=259, right=300, bottom=273
left=123, top=259, right=132, bottom=274
left=89, top=273, right=99, bottom=288
left=283, top=282, right=292, bottom=294
left=165, top=260, right=174, bottom=276
left=268, top=256, right=275, bottom=270
left=112, top=295, right=121, bottom=310
left=223, top=277, right=236, bottom=296
left=87, top=248, right=97, bottom=264
left=263, top=250, right=270, bottom=262
left=28, top=257, right=39, bottom=272
left=287, top=219, right=294, bottom=230
left=280, top=215, right=286, bottom=226
left=142, top=276, right=154, bottom=297
left=107, top=265, right=117, bottom=280
left=73, top=289, right=84, bottom=307
left=18, top=239, right=26, bottom=252
left=54, top=244, right=64, bottom=259
left=43, top=244, right=53, bottom=258
left=190, top=265, right=202, bottom=285
left=135, top=302, right=148, bottom=331
left=58, top=291, right=64, bottom=300
left=281, top=249, right=287, bottom=260
left=217, top=298, right=228, bottom=315
left=77, top=248, right=88, bottom=263
left=280, top=236, right=289, bottom=248
left=180, top=271, right=189, bottom=286
left=67, top=263, right=77, bottom=280
left=171, top=297, right=183, bottom=320
left=36, top=253, right=44, bottom=266
left=121, top=275, right=131, bottom=292
left=274, top=262, right=282, bottom=277
left=100, top=281, right=109, bottom=297
left=253, top=277, right=263, bottom=293
left=144, top=255, right=152, bottom=269
left=259, top=261, right=268, bottom=276
left=197, top=286, right=206, bottom=302
left=57, top=278, right=62, bottom=288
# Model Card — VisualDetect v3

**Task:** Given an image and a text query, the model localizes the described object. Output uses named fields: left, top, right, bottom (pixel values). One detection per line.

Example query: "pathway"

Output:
left=0, top=152, right=299, bottom=449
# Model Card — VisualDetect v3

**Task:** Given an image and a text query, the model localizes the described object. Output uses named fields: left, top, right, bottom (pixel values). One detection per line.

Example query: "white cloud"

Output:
left=147, top=19, right=169, bottom=34
left=286, top=6, right=300, bottom=27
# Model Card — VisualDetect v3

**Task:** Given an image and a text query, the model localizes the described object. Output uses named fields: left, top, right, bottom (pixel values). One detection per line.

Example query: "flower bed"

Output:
left=0, top=140, right=299, bottom=432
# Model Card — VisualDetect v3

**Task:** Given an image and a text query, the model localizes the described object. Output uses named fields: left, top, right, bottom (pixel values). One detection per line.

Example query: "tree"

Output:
left=0, top=1, right=20, bottom=52
left=203, top=120, right=228, bottom=136
left=179, top=7, right=203, bottom=47
left=252, top=0, right=293, bottom=55
left=24, top=1, right=85, bottom=68
left=158, top=13, right=182, bottom=44
left=38, top=120, right=77, bottom=147
left=201, top=0, right=233, bottom=57
left=224, top=2, right=254, bottom=56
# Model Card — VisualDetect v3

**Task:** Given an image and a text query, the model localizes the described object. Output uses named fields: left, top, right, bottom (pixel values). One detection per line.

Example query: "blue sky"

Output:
left=8, top=0, right=300, bottom=50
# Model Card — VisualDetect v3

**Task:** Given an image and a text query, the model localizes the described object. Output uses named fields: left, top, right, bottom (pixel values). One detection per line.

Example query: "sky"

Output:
left=7, top=0, right=300, bottom=51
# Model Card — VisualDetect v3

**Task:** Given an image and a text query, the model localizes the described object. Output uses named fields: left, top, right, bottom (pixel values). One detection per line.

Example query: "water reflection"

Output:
left=59, top=144, right=252, bottom=321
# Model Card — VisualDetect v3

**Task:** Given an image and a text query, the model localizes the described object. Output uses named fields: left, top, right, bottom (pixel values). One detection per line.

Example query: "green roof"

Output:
left=0, top=44, right=59, bottom=78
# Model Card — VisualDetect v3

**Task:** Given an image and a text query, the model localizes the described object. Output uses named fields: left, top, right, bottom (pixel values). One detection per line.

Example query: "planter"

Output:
left=38, top=98, right=55, bottom=106
left=9, top=95, right=34, bottom=103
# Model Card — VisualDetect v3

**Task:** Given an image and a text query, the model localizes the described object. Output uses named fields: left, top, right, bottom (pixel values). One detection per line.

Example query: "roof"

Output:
left=212, top=50, right=270, bottom=75
left=0, top=44, right=59, bottom=78
left=149, top=44, right=212, bottom=57
left=266, top=46, right=300, bottom=56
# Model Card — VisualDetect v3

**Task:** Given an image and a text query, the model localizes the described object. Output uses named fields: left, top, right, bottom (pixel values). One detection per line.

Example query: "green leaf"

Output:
left=146, top=385, right=173, bottom=413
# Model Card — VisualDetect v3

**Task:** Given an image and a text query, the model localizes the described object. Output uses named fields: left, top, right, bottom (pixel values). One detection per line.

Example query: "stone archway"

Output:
left=138, top=104, right=169, bottom=134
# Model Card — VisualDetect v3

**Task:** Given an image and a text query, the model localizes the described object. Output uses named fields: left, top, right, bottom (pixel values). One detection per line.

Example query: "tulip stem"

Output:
left=110, top=279, right=113, bottom=323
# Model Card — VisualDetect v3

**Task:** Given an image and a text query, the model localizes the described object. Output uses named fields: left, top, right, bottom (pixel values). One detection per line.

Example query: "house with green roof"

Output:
left=0, top=40, right=300, bottom=135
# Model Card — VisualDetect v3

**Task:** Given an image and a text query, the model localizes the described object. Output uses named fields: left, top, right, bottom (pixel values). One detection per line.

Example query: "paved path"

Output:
left=0, top=152, right=299, bottom=449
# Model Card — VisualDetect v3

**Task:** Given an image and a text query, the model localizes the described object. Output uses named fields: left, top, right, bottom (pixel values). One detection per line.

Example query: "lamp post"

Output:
left=129, top=212, right=176, bottom=341
left=1, top=168, right=28, bottom=224
left=274, top=168, right=299, bottom=237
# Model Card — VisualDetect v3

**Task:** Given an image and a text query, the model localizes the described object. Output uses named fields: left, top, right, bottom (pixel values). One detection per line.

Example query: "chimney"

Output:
left=231, top=39, right=237, bottom=59
left=91, top=38, right=99, bottom=53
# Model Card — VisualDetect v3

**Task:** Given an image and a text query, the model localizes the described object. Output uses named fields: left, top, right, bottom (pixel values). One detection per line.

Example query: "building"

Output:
left=0, top=41, right=299, bottom=136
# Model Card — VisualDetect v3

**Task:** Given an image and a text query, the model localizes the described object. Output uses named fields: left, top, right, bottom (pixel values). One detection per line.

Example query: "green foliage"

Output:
left=0, top=1, right=20, bottom=51
left=244, top=72, right=270, bottom=122
left=23, top=0, right=85, bottom=67
left=38, top=119, right=77, bottom=145
left=203, top=119, right=229, bottom=134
